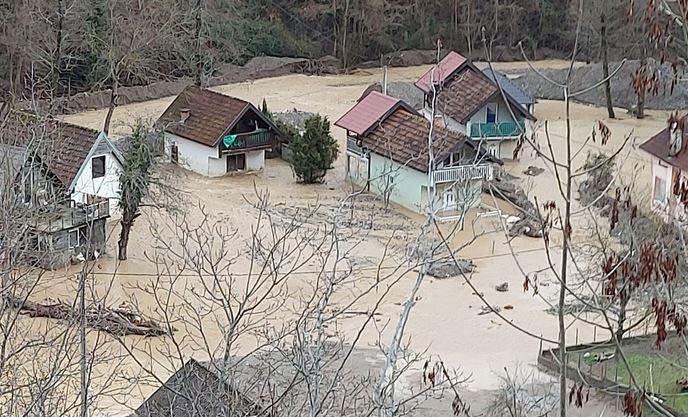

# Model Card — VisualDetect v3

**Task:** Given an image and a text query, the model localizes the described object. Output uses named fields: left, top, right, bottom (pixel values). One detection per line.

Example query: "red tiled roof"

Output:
left=158, top=86, right=250, bottom=147
left=335, top=91, right=406, bottom=136
left=640, top=119, right=688, bottom=172
left=437, top=68, right=499, bottom=124
left=363, top=107, right=490, bottom=173
left=0, top=111, right=100, bottom=188
left=415, top=51, right=467, bottom=93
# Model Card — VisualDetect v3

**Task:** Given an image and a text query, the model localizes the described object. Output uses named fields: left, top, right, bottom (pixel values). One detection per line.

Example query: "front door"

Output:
left=227, top=153, right=246, bottom=172
left=443, top=189, right=456, bottom=210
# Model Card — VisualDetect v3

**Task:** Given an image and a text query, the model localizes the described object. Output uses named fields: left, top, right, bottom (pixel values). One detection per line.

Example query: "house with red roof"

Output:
left=157, top=86, right=283, bottom=177
left=335, top=91, right=500, bottom=220
left=415, top=51, right=535, bottom=160
left=639, top=115, right=688, bottom=218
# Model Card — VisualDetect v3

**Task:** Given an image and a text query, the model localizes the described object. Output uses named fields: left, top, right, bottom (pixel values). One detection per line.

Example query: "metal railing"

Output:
left=432, top=164, right=493, bottom=184
left=470, top=121, right=525, bottom=138
left=221, top=130, right=274, bottom=152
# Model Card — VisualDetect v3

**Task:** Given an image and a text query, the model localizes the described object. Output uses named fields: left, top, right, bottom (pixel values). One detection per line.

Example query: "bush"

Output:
left=290, top=115, right=338, bottom=184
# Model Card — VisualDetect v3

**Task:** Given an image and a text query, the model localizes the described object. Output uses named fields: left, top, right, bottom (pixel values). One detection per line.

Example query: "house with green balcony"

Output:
left=335, top=91, right=500, bottom=222
left=157, top=86, right=283, bottom=177
left=415, top=51, right=536, bottom=160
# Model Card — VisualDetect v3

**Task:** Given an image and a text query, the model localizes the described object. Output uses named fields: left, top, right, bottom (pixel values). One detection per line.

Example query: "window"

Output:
left=170, top=142, right=179, bottom=164
left=92, top=156, right=106, bottom=179
left=69, top=230, right=79, bottom=248
left=654, top=176, right=667, bottom=204
left=486, top=103, right=497, bottom=124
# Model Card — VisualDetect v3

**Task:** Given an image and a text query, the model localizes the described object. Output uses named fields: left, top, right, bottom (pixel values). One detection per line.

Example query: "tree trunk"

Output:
left=118, top=218, right=132, bottom=260
left=52, top=0, right=64, bottom=97
left=637, top=54, right=646, bottom=119
left=600, top=13, right=615, bottom=119
left=194, top=0, right=203, bottom=87
left=103, top=75, right=118, bottom=135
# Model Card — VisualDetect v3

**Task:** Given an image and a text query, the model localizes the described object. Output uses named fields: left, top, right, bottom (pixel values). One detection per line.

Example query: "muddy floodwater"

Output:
left=48, top=61, right=674, bottom=415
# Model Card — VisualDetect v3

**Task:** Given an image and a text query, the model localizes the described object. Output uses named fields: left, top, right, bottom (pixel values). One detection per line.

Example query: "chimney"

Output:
left=179, top=108, right=190, bottom=124
left=668, top=113, right=684, bottom=157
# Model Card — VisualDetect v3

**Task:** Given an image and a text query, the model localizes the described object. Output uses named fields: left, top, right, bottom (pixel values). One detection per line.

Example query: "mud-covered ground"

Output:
left=46, top=61, right=675, bottom=416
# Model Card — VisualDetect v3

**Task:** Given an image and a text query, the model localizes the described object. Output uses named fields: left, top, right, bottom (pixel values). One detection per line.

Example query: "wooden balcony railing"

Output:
left=32, top=200, right=110, bottom=232
left=221, top=129, right=274, bottom=153
left=431, top=164, right=493, bottom=184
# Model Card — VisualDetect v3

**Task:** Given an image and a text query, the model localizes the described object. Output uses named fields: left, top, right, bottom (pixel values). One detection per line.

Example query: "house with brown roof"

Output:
left=0, top=110, right=123, bottom=269
left=639, top=115, right=688, bottom=218
left=415, top=51, right=535, bottom=160
left=157, top=86, right=283, bottom=177
left=335, top=91, right=499, bottom=220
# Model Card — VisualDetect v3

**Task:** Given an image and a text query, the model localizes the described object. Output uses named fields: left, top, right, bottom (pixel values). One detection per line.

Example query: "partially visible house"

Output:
left=480, top=68, right=536, bottom=116
left=415, top=51, right=535, bottom=160
left=335, top=91, right=500, bottom=221
left=156, top=86, right=283, bottom=177
left=131, top=347, right=388, bottom=417
left=131, top=359, right=262, bottom=417
left=0, top=111, right=123, bottom=269
left=639, top=115, right=688, bottom=219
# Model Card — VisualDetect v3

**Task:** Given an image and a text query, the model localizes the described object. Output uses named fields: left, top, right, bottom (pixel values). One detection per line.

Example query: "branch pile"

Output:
left=5, top=297, right=172, bottom=337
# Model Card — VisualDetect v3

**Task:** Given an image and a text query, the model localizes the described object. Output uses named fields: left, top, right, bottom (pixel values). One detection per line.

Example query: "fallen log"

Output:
left=5, top=296, right=172, bottom=337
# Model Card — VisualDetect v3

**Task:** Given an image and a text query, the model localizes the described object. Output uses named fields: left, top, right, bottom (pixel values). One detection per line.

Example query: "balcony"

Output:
left=470, top=121, right=525, bottom=139
left=432, top=164, right=493, bottom=185
left=220, top=129, right=274, bottom=154
left=32, top=200, right=110, bottom=232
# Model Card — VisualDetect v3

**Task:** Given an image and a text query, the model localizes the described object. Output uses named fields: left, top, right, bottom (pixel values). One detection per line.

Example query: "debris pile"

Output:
left=486, top=167, right=543, bottom=238
left=427, top=258, right=475, bottom=279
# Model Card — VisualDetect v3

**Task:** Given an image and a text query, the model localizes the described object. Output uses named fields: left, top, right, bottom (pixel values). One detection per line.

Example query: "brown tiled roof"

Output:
left=639, top=119, right=688, bottom=172
left=436, top=68, right=498, bottom=124
left=0, top=111, right=99, bottom=188
left=158, top=86, right=250, bottom=147
left=415, top=51, right=468, bottom=94
left=363, top=108, right=489, bottom=173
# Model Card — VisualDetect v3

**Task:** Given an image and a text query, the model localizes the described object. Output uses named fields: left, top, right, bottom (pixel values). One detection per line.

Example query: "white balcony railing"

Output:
left=432, top=164, right=493, bottom=184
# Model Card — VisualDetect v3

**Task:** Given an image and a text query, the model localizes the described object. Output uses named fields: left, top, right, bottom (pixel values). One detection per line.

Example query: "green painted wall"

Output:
left=368, top=152, right=429, bottom=213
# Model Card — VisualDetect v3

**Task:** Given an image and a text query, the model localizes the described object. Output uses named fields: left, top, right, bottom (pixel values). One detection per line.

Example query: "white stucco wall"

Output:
left=245, top=150, right=265, bottom=171
left=164, top=133, right=266, bottom=177
left=650, top=157, right=673, bottom=208
left=72, top=151, right=123, bottom=213
left=165, top=132, right=223, bottom=177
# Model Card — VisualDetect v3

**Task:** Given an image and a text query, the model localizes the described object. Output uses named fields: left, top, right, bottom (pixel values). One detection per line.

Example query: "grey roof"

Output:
left=132, top=346, right=388, bottom=417
left=481, top=68, right=536, bottom=107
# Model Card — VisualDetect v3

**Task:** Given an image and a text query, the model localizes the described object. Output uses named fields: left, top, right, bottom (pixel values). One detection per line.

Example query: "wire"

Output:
left=84, top=245, right=548, bottom=277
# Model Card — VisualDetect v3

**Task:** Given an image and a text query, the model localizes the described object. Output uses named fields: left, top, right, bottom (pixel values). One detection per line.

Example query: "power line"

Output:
left=85, top=245, right=548, bottom=278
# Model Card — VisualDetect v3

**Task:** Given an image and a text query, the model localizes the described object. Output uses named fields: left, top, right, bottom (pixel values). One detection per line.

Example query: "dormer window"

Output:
left=92, top=155, right=106, bottom=179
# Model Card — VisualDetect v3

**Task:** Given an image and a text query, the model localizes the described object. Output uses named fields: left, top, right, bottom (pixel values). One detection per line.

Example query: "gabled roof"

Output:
left=363, top=107, right=500, bottom=173
left=640, top=117, right=688, bottom=172
left=133, top=359, right=261, bottom=417
left=0, top=111, right=105, bottom=189
left=481, top=68, right=536, bottom=107
left=415, top=51, right=467, bottom=93
left=157, top=86, right=279, bottom=147
left=335, top=91, right=418, bottom=136
left=436, top=69, right=500, bottom=124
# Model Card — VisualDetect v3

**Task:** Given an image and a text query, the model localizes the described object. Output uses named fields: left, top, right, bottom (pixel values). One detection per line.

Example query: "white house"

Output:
left=156, top=86, right=283, bottom=177
left=335, top=91, right=500, bottom=221
left=0, top=110, right=123, bottom=268
left=415, top=51, right=536, bottom=160
left=640, top=115, right=688, bottom=220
